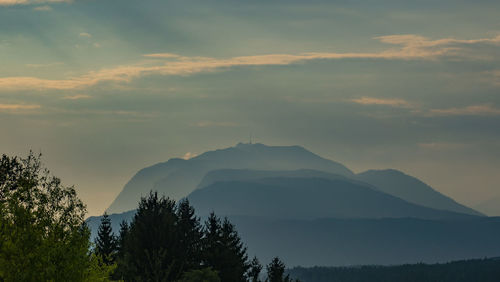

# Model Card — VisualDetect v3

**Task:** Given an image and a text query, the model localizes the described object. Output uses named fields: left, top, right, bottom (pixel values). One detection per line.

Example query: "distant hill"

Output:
left=107, top=143, right=353, bottom=213
left=287, top=257, right=500, bottom=282
left=356, top=169, right=482, bottom=216
left=188, top=177, right=477, bottom=220
left=86, top=210, right=136, bottom=240
left=196, top=169, right=356, bottom=190
left=231, top=216, right=500, bottom=267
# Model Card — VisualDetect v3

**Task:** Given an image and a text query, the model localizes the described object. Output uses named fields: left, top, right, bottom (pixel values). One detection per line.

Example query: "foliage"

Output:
left=266, top=257, right=292, bottom=282
left=85, top=253, right=118, bottom=282
left=248, top=256, right=263, bottom=282
left=202, top=213, right=249, bottom=282
left=95, top=213, right=118, bottom=265
left=0, top=152, right=112, bottom=281
left=178, top=267, right=221, bottom=282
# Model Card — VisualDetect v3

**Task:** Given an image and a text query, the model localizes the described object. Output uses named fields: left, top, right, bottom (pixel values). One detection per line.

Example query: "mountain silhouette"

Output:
left=188, top=176, right=477, bottom=220
left=356, top=169, right=482, bottom=216
left=107, top=143, right=353, bottom=213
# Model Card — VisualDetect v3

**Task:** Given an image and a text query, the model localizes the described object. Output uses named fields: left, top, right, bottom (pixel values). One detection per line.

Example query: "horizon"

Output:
left=1, top=0, right=500, bottom=217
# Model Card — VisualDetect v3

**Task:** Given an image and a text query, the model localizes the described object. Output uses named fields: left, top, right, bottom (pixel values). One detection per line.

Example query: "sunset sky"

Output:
left=1, top=0, right=499, bottom=216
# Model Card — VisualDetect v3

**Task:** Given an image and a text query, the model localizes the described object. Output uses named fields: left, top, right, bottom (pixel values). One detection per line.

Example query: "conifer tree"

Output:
left=121, top=191, right=179, bottom=281
left=248, top=256, right=263, bottom=282
left=266, top=257, right=291, bottom=282
left=95, top=213, right=118, bottom=265
left=113, top=220, right=129, bottom=280
left=203, top=213, right=249, bottom=282
left=176, top=199, right=203, bottom=273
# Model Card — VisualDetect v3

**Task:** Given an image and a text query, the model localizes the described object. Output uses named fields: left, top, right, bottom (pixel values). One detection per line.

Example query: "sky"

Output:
left=1, top=0, right=499, bottom=216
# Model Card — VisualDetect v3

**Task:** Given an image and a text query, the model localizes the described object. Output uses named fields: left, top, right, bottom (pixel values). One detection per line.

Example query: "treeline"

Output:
left=287, top=258, right=500, bottom=282
left=0, top=152, right=295, bottom=281
left=94, top=191, right=298, bottom=281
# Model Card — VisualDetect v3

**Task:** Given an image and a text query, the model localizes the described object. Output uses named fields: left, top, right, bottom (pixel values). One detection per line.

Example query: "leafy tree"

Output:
left=202, top=213, right=249, bottom=282
left=266, top=257, right=291, bottom=282
left=0, top=152, right=111, bottom=281
left=248, top=256, right=263, bottom=282
left=178, top=267, right=221, bottom=282
left=95, top=213, right=118, bottom=265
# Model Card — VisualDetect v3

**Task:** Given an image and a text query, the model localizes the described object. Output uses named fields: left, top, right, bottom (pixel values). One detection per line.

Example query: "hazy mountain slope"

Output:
left=196, top=169, right=358, bottom=189
left=356, top=169, right=482, bottom=216
left=107, top=143, right=353, bottom=213
left=86, top=210, right=136, bottom=240
left=187, top=177, right=477, bottom=220
left=231, top=216, right=500, bottom=267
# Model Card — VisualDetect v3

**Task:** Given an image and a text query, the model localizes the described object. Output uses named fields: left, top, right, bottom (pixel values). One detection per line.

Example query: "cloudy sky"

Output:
left=1, top=0, right=499, bottom=216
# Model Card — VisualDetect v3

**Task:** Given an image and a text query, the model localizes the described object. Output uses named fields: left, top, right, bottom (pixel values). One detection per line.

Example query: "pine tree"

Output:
left=176, top=199, right=203, bottom=273
left=117, top=220, right=129, bottom=253
left=113, top=220, right=129, bottom=280
left=248, top=256, right=263, bottom=282
left=95, top=213, right=118, bottom=265
left=203, top=213, right=249, bottom=282
left=266, top=257, right=292, bottom=282
left=120, top=191, right=179, bottom=281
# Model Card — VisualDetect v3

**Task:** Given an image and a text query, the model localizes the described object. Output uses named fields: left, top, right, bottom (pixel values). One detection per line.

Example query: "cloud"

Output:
left=33, top=5, right=52, bottom=11
left=25, top=62, right=63, bottom=68
left=429, top=104, right=500, bottom=116
left=182, top=152, right=197, bottom=160
left=0, top=103, right=41, bottom=111
left=79, top=32, right=92, bottom=38
left=0, top=0, right=70, bottom=6
left=350, top=97, right=413, bottom=108
left=1, top=34, right=499, bottom=91
left=143, top=53, right=181, bottom=59
left=62, top=94, right=91, bottom=100
left=418, top=142, right=468, bottom=150
left=193, top=121, right=238, bottom=128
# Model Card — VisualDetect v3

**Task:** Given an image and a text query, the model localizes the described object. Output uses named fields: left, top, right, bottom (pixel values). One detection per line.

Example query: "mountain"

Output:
left=86, top=210, right=136, bottom=240
left=188, top=177, right=477, bottom=220
left=107, top=143, right=353, bottom=213
left=356, top=169, right=482, bottom=216
left=230, top=216, right=500, bottom=267
left=196, top=168, right=355, bottom=190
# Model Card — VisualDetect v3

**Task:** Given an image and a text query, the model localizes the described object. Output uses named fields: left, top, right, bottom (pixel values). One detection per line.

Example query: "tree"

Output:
left=95, top=213, right=118, bottom=265
left=119, top=191, right=180, bottom=281
left=113, top=220, right=130, bottom=280
left=248, top=256, right=263, bottom=282
left=266, top=257, right=291, bottom=282
left=176, top=199, right=203, bottom=273
left=202, top=213, right=249, bottom=282
left=0, top=152, right=111, bottom=281
left=178, top=267, right=221, bottom=282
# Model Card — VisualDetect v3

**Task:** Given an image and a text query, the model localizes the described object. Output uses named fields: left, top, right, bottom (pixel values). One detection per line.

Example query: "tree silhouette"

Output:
left=95, top=213, right=118, bottom=265
left=202, top=213, right=249, bottom=282
left=248, top=256, right=263, bottom=282
left=176, top=199, right=203, bottom=273
left=266, top=257, right=291, bottom=282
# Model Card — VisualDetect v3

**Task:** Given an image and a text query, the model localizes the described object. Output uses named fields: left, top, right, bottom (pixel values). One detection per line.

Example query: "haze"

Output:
left=1, top=0, right=499, bottom=216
